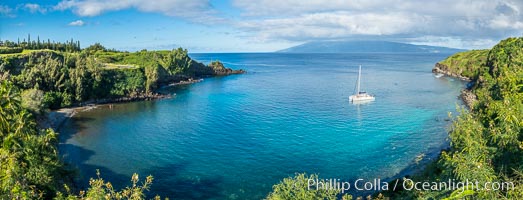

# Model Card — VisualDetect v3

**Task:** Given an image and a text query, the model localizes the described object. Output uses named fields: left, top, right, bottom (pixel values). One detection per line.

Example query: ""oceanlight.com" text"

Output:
left=307, top=178, right=514, bottom=194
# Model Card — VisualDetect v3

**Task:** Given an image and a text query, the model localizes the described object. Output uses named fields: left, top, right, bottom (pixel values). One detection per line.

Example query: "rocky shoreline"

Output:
left=41, top=74, right=239, bottom=131
left=432, top=63, right=471, bottom=81
left=432, top=63, right=477, bottom=109
left=460, top=89, right=477, bottom=109
left=40, top=93, right=173, bottom=131
left=82, top=92, right=172, bottom=105
left=165, top=77, right=203, bottom=87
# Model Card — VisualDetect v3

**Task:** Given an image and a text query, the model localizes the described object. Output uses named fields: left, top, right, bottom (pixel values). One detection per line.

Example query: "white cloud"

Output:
left=54, top=0, right=215, bottom=21
left=489, top=15, right=523, bottom=29
left=232, top=0, right=499, bottom=18
left=239, top=12, right=417, bottom=41
left=230, top=0, right=523, bottom=49
left=0, top=5, right=14, bottom=17
left=408, top=36, right=498, bottom=50
left=68, top=19, right=85, bottom=26
left=13, top=0, right=521, bottom=49
left=24, top=3, right=47, bottom=14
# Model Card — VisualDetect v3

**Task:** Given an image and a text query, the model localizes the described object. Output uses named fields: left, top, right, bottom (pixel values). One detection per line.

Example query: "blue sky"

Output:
left=1, top=0, right=522, bottom=52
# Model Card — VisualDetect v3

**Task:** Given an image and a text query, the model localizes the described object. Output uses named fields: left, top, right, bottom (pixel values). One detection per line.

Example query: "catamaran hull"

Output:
left=349, top=95, right=375, bottom=102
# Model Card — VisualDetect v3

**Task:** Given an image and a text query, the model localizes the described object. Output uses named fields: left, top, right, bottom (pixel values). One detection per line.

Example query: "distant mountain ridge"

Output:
left=277, top=41, right=465, bottom=53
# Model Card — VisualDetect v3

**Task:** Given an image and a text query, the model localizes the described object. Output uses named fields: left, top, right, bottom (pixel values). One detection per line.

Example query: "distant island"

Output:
left=277, top=40, right=465, bottom=53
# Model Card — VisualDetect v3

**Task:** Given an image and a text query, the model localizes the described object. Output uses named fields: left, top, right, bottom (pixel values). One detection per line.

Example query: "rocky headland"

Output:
left=432, top=62, right=471, bottom=81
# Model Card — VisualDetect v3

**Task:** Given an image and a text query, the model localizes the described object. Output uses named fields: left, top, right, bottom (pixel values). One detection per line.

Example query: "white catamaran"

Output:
left=349, top=65, right=375, bottom=102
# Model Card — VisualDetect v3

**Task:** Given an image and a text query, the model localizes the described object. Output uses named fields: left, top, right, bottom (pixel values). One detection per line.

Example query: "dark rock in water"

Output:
left=184, top=60, right=245, bottom=77
left=208, top=61, right=245, bottom=75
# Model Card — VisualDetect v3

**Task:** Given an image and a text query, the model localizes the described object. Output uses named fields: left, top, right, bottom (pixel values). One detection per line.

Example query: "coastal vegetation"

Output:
left=0, top=80, right=159, bottom=199
left=266, top=173, right=353, bottom=200
left=432, top=49, right=489, bottom=80
left=422, top=37, right=523, bottom=199
left=0, top=80, right=63, bottom=199
left=0, top=37, right=243, bottom=110
left=393, top=38, right=523, bottom=198
left=3, top=33, right=522, bottom=199
left=0, top=37, right=242, bottom=199
left=267, top=37, right=523, bottom=199
left=0, top=34, right=81, bottom=53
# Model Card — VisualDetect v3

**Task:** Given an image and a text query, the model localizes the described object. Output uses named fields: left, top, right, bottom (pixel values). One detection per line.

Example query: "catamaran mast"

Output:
left=356, top=65, right=361, bottom=94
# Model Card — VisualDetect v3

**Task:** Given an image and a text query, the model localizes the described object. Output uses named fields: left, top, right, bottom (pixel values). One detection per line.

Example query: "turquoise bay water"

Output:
left=59, top=53, right=464, bottom=199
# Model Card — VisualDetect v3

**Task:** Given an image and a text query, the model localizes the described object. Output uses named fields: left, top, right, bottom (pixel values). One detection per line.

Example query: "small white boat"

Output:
left=434, top=73, right=444, bottom=78
left=349, top=65, right=375, bottom=103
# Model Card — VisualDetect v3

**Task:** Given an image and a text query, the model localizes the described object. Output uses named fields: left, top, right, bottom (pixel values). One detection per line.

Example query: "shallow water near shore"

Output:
left=59, top=53, right=465, bottom=199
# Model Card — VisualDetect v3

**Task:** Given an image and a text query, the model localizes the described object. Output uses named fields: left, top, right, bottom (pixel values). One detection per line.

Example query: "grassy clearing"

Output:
left=102, top=63, right=140, bottom=69
left=0, top=49, right=58, bottom=56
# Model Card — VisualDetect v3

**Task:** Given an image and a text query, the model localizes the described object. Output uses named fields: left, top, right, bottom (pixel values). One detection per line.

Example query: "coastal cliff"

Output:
left=0, top=40, right=246, bottom=198
left=0, top=45, right=245, bottom=131
left=432, top=49, right=489, bottom=81
left=208, top=60, right=245, bottom=75
left=390, top=37, right=523, bottom=199
left=0, top=47, right=244, bottom=110
left=432, top=62, right=471, bottom=81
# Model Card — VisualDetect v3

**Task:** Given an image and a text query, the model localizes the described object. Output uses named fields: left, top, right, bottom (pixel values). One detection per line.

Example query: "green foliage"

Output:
left=2, top=47, right=215, bottom=109
left=269, top=37, right=523, bottom=199
left=56, top=170, right=162, bottom=200
left=0, top=35, right=80, bottom=52
left=107, top=68, right=146, bottom=97
left=0, top=38, right=240, bottom=199
left=1, top=37, right=229, bottom=111
left=396, top=37, right=523, bottom=199
left=442, top=189, right=475, bottom=200
left=487, top=38, right=523, bottom=79
left=21, top=88, right=45, bottom=114
left=266, top=173, right=343, bottom=200
left=439, top=49, right=489, bottom=79
left=11, top=51, right=74, bottom=109
left=100, top=48, right=193, bottom=76
left=441, top=111, right=497, bottom=183
left=43, top=91, right=64, bottom=110
left=68, top=56, right=107, bottom=101
left=1, top=81, right=163, bottom=199
left=145, top=64, right=160, bottom=93
left=14, top=51, right=68, bottom=92
left=209, top=60, right=226, bottom=70
left=83, top=43, right=107, bottom=54
left=161, top=48, right=192, bottom=75
left=0, top=80, right=63, bottom=199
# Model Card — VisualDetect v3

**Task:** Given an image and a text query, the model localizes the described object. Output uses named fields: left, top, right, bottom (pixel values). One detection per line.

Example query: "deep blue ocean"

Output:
left=59, top=53, right=465, bottom=199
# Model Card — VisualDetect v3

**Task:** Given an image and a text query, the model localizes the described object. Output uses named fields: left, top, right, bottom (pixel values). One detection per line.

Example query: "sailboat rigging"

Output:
left=349, top=65, right=375, bottom=102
